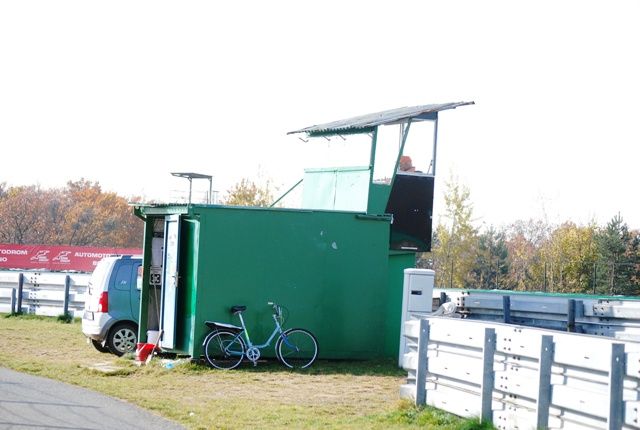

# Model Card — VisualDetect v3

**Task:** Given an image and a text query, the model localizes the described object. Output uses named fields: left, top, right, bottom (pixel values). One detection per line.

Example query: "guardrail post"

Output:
left=567, top=299, right=576, bottom=332
left=415, top=318, right=430, bottom=406
left=608, top=343, right=625, bottom=430
left=536, top=335, right=554, bottom=429
left=502, top=296, right=511, bottom=324
left=439, top=291, right=447, bottom=306
left=17, top=273, right=24, bottom=314
left=63, top=275, right=71, bottom=317
left=574, top=300, right=584, bottom=333
left=10, top=288, right=17, bottom=314
left=481, top=328, right=496, bottom=424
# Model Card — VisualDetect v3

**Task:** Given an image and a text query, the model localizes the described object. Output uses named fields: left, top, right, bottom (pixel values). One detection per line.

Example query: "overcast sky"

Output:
left=1, top=0, right=639, bottom=229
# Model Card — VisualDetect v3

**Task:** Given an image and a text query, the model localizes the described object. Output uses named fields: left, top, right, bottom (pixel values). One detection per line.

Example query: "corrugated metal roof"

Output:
left=288, top=101, right=474, bottom=136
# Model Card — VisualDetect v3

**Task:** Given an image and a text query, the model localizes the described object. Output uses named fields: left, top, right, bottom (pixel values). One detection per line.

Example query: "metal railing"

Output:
left=435, top=288, right=640, bottom=343
left=401, top=317, right=640, bottom=429
left=0, top=270, right=91, bottom=318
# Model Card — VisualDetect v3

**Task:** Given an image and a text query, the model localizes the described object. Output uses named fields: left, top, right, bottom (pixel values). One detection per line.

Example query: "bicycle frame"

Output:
left=203, top=302, right=317, bottom=369
left=235, top=311, right=283, bottom=350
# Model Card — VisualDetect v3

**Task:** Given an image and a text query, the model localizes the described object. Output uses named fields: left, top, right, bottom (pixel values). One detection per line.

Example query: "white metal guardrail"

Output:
left=401, top=317, right=640, bottom=429
left=0, top=270, right=91, bottom=318
left=434, top=288, right=640, bottom=343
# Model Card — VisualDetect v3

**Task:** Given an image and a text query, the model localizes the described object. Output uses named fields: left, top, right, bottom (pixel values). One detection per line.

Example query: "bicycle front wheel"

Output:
left=277, top=328, right=318, bottom=369
left=204, top=330, right=245, bottom=370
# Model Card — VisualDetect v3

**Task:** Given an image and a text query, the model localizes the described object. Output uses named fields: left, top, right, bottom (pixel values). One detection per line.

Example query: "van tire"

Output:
left=107, top=322, right=138, bottom=356
left=91, top=339, right=110, bottom=353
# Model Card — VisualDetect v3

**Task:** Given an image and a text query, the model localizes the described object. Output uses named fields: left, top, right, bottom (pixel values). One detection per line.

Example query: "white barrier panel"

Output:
left=401, top=317, right=640, bottom=430
left=0, top=270, right=91, bottom=317
left=434, top=288, right=640, bottom=343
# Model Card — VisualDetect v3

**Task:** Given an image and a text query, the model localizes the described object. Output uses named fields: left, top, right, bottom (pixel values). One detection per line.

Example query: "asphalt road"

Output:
left=0, top=367, right=185, bottom=430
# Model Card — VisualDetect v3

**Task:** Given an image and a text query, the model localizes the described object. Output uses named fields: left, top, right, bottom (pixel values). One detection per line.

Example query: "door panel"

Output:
left=160, top=215, right=180, bottom=349
left=131, top=263, right=141, bottom=322
left=112, top=262, right=133, bottom=320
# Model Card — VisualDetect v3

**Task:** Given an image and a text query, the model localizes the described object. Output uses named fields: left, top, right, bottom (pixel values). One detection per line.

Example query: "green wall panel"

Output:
left=140, top=205, right=414, bottom=360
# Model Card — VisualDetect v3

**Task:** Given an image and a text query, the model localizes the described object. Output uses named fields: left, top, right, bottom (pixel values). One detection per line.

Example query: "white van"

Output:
left=82, top=255, right=142, bottom=356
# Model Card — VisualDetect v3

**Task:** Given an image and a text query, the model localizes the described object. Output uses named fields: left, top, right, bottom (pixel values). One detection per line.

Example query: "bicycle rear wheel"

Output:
left=204, top=330, right=245, bottom=370
left=276, top=328, right=318, bottom=369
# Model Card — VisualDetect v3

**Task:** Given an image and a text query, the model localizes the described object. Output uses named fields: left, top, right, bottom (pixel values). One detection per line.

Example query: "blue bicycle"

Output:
left=203, top=302, right=318, bottom=370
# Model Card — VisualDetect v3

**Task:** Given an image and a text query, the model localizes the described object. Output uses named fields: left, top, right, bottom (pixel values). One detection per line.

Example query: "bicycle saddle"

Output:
left=230, top=305, right=246, bottom=314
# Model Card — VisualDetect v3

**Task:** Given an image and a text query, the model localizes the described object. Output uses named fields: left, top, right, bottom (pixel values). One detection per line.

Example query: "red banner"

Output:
left=0, top=244, right=143, bottom=272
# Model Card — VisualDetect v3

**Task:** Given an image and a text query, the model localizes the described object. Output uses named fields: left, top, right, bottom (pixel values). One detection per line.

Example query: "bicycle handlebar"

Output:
left=267, top=301, right=282, bottom=318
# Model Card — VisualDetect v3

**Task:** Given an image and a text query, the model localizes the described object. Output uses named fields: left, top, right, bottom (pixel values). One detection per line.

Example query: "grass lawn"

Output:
left=0, top=314, right=492, bottom=429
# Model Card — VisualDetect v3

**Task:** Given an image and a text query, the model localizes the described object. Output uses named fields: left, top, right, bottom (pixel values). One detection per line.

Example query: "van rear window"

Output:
left=89, top=259, right=111, bottom=290
left=114, top=264, right=133, bottom=291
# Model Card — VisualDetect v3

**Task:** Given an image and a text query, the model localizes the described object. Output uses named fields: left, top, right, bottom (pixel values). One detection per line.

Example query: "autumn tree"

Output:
left=541, top=222, right=598, bottom=293
left=594, top=215, right=640, bottom=295
left=223, top=178, right=274, bottom=207
left=431, top=177, right=478, bottom=288
left=503, top=219, right=549, bottom=291
left=62, top=179, right=142, bottom=247
left=0, top=180, right=142, bottom=247
left=0, top=185, right=50, bottom=244
left=471, top=227, right=509, bottom=289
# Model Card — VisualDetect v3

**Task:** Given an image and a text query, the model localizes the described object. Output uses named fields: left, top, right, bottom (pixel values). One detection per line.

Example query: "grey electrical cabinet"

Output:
left=399, top=269, right=435, bottom=365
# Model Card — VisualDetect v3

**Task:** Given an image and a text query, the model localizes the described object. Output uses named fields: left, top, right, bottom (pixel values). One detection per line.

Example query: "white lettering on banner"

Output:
left=0, top=257, right=7, bottom=262
left=74, top=252, right=109, bottom=258
left=0, top=249, right=29, bottom=255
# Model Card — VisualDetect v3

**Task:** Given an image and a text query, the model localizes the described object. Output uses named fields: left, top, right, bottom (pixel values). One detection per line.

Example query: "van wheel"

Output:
left=107, top=322, right=138, bottom=356
left=91, top=339, right=110, bottom=353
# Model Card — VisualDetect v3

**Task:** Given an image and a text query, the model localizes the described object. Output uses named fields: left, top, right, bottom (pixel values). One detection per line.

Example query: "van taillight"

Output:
left=97, top=292, right=108, bottom=313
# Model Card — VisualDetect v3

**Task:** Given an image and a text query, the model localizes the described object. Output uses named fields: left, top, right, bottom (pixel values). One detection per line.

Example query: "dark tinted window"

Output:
left=385, top=173, right=434, bottom=252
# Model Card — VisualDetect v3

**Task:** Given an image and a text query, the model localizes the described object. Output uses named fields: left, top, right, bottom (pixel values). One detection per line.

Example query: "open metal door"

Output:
left=160, top=214, right=180, bottom=349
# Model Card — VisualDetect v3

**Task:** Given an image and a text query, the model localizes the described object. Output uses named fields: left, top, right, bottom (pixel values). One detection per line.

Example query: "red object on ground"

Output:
left=0, top=243, right=142, bottom=272
left=135, top=343, right=156, bottom=363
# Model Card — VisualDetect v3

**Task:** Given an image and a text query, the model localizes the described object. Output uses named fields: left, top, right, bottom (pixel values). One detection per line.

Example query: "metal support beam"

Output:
left=431, top=116, right=439, bottom=176
left=270, top=179, right=303, bottom=208
left=17, top=273, right=24, bottom=314
left=502, top=296, right=511, bottom=324
left=439, top=291, right=447, bottom=307
left=415, top=318, right=430, bottom=406
left=567, top=299, right=576, bottom=332
left=63, top=275, right=71, bottom=317
left=481, top=328, right=496, bottom=423
left=10, top=288, right=16, bottom=314
left=536, top=335, right=554, bottom=429
left=608, top=343, right=625, bottom=430
left=368, top=127, right=378, bottom=187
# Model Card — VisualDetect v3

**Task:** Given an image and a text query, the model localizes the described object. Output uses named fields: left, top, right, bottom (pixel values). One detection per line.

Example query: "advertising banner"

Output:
left=0, top=244, right=143, bottom=272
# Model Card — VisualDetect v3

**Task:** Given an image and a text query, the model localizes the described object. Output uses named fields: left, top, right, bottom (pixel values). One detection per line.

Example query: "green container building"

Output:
left=134, top=102, right=472, bottom=360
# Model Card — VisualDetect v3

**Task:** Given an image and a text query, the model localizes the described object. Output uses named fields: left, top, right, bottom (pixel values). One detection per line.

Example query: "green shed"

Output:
left=134, top=102, right=472, bottom=360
